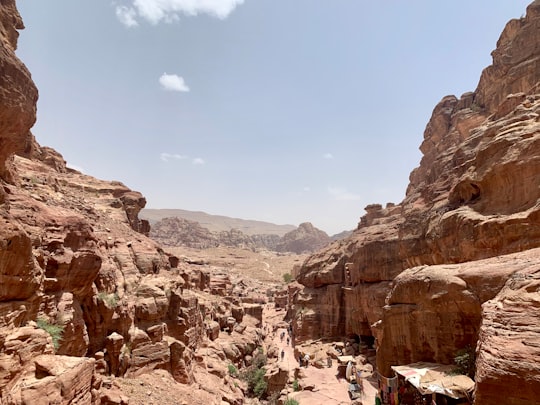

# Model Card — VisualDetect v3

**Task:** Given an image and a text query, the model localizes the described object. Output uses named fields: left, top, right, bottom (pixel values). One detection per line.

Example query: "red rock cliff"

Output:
left=0, top=3, right=264, bottom=404
left=291, top=3, right=540, bottom=404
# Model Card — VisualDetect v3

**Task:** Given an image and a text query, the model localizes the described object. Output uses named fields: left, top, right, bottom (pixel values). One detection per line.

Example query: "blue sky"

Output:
left=16, top=1, right=531, bottom=234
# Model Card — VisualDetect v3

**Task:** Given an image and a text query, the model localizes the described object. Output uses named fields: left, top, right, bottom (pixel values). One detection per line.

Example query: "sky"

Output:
left=16, top=1, right=531, bottom=235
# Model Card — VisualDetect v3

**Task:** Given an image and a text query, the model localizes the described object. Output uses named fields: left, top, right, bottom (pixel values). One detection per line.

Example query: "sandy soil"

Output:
left=165, top=246, right=308, bottom=283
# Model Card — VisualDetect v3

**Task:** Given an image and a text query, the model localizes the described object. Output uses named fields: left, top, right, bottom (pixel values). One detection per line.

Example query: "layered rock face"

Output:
left=0, top=4, right=267, bottom=404
left=290, top=3, right=540, bottom=404
left=0, top=0, right=37, bottom=184
left=0, top=150, right=267, bottom=403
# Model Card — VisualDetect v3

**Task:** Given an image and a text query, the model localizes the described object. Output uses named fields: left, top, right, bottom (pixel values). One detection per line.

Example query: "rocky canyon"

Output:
left=0, top=1, right=539, bottom=405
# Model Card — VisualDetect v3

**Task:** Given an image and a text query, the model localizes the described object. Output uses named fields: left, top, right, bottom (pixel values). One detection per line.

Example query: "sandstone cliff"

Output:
left=0, top=3, right=268, bottom=404
left=289, top=2, right=540, bottom=404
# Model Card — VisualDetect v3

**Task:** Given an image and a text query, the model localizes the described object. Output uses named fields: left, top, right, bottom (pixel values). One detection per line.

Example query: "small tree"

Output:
left=283, top=273, right=293, bottom=283
left=284, top=399, right=300, bottom=405
left=228, top=364, right=239, bottom=377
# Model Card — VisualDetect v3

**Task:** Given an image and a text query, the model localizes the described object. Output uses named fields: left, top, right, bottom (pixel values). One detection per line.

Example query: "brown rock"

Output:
left=0, top=221, right=41, bottom=301
left=242, top=303, right=263, bottom=327
left=170, top=339, right=193, bottom=384
left=0, top=0, right=38, bottom=182
left=105, top=332, right=124, bottom=376
left=475, top=2, right=540, bottom=113
left=265, top=362, right=289, bottom=395
left=19, top=355, right=95, bottom=405
left=100, top=387, right=129, bottom=405
left=129, top=341, right=169, bottom=375
left=474, top=253, right=540, bottom=404
left=206, top=320, right=220, bottom=341
left=275, top=222, right=331, bottom=254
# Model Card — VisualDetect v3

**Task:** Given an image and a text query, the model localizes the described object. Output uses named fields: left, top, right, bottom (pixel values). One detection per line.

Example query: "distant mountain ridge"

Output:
left=147, top=216, right=334, bottom=254
left=141, top=208, right=296, bottom=236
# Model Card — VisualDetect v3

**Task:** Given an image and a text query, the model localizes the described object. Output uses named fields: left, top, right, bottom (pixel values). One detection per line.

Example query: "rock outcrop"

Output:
left=0, top=0, right=37, bottom=184
left=289, top=3, right=540, bottom=404
left=275, top=222, right=332, bottom=254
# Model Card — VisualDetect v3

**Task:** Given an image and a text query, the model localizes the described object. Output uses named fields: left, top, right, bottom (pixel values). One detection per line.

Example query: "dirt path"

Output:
left=263, top=305, right=378, bottom=405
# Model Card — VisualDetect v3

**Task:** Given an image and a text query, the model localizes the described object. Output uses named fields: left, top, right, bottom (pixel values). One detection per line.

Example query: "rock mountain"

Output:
left=149, top=216, right=332, bottom=254
left=288, top=2, right=540, bottom=404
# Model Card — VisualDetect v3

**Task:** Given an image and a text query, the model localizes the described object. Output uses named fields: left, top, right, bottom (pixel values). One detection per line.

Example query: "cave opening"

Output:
left=347, top=333, right=360, bottom=343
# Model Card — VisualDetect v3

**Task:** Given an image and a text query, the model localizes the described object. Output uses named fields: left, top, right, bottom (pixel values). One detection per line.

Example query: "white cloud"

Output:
left=303, top=186, right=311, bottom=192
left=159, top=73, right=190, bottom=92
left=328, top=187, right=362, bottom=201
left=192, top=157, right=205, bottom=165
left=115, top=5, right=139, bottom=27
left=160, top=153, right=187, bottom=162
left=323, top=153, right=334, bottom=159
left=115, top=0, right=246, bottom=26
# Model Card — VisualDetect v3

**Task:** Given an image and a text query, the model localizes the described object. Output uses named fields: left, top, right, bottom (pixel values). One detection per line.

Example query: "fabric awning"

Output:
left=391, top=362, right=474, bottom=399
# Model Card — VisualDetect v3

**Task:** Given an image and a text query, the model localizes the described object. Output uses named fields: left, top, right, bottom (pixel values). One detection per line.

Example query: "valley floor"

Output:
left=264, top=304, right=378, bottom=405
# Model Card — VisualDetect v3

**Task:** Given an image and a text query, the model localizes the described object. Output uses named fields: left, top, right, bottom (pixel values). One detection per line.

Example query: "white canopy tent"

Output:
left=391, top=362, right=474, bottom=400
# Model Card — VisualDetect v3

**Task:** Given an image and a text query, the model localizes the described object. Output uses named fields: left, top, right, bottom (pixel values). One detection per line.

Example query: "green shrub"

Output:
left=97, top=292, right=119, bottom=308
left=253, top=371, right=267, bottom=398
left=228, top=363, right=239, bottom=377
left=283, top=273, right=293, bottom=283
left=454, top=345, right=476, bottom=379
left=284, top=399, right=300, bottom=405
left=241, top=348, right=268, bottom=398
left=292, top=379, right=300, bottom=391
left=36, top=317, right=64, bottom=350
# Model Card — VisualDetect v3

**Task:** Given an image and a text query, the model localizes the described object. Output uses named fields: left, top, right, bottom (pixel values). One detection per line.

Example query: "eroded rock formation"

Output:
left=0, top=3, right=269, bottom=403
left=289, top=3, right=540, bottom=404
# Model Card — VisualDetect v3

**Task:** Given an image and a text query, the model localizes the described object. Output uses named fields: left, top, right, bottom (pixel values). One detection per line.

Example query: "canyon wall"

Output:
left=290, top=2, right=540, bottom=404
left=0, top=3, right=267, bottom=404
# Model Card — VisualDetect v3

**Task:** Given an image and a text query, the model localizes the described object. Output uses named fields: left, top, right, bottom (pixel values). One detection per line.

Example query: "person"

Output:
left=286, top=337, right=290, bottom=346
left=327, top=356, right=332, bottom=368
left=298, top=355, right=303, bottom=367
left=281, top=349, right=285, bottom=361
left=304, top=354, right=310, bottom=368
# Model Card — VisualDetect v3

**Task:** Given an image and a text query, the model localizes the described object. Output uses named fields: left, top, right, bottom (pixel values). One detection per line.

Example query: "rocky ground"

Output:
left=165, top=246, right=308, bottom=284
